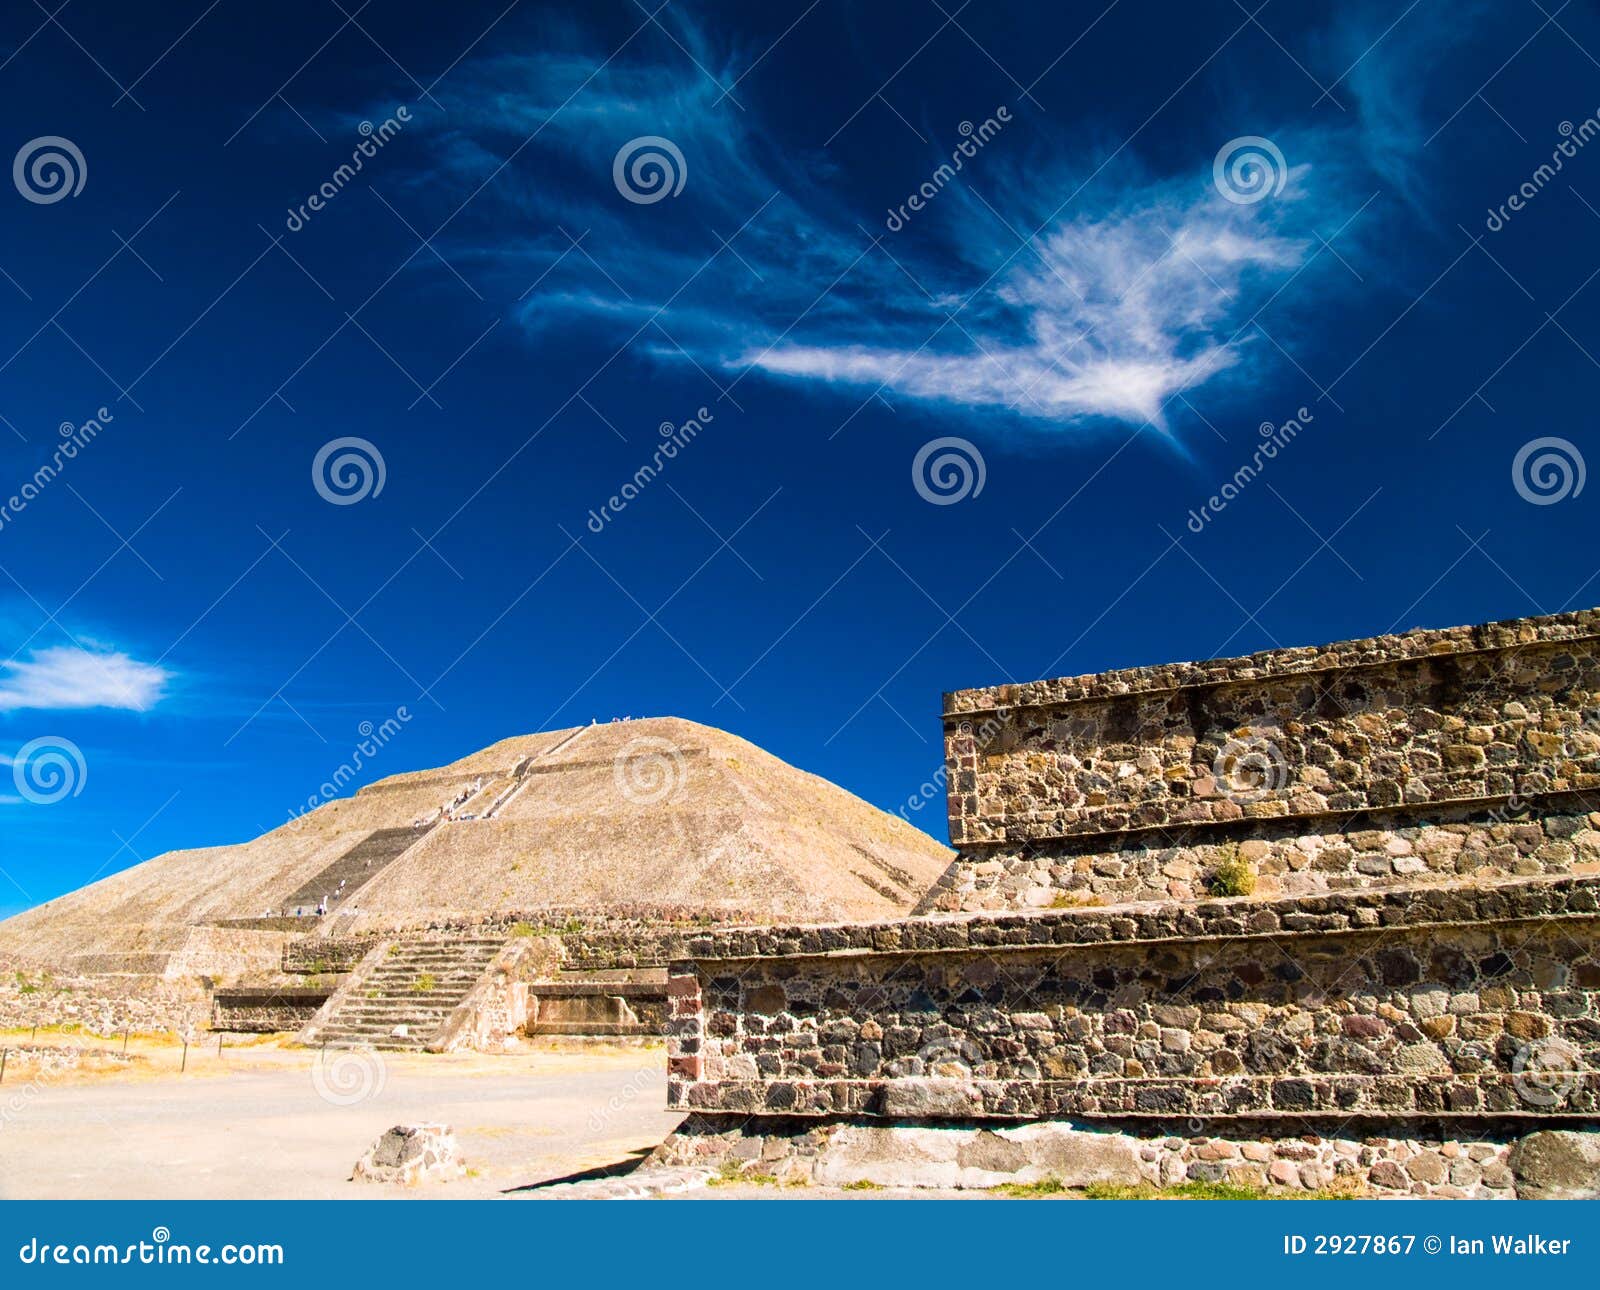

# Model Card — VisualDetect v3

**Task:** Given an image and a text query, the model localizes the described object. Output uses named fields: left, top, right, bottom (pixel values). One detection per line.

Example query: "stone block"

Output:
left=811, top=1121, right=1142, bottom=1191
left=351, top=1123, right=465, bottom=1186
left=1509, top=1130, right=1600, bottom=1199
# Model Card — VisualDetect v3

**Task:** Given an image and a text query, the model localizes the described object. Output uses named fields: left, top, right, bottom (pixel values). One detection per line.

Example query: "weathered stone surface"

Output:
left=930, top=609, right=1600, bottom=909
left=657, top=1113, right=1523, bottom=1197
left=879, top=1079, right=983, bottom=1119
left=810, top=1122, right=1142, bottom=1190
left=667, top=878, right=1600, bottom=1122
left=351, top=1123, right=465, bottom=1186
left=1508, top=1130, right=1600, bottom=1199
left=657, top=611, right=1600, bottom=1198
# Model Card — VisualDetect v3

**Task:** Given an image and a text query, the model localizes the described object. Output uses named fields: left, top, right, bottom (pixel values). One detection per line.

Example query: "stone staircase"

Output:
left=282, top=824, right=434, bottom=915
left=313, top=935, right=506, bottom=1050
left=476, top=726, right=590, bottom=821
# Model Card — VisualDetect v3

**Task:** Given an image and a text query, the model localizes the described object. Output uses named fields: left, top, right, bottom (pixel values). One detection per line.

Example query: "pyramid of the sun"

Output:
left=0, top=717, right=953, bottom=979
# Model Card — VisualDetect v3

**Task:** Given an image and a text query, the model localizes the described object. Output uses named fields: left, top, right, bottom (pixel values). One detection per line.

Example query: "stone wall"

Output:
left=659, top=611, right=1600, bottom=1196
left=923, top=795, right=1600, bottom=911
left=667, top=876, right=1599, bottom=1123
left=280, top=936, right=376, bottom=974
left=933, top=608, right=1600, bottom=912
left=211, top=987, right=330, bottom=1033
left=0, top=961, right=210, bottom=1036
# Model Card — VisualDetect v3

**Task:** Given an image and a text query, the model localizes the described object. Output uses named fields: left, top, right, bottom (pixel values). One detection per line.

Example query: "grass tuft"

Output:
left=995, top=1176, right=1068, bottom=1197
left=1082, top=1179, right=1367, bottom=1200
left=1208, top=847, right=1257, bottom=898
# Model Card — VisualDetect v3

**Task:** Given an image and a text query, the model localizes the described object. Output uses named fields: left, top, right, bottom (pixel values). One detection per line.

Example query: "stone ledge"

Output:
left=952, top=785, right=1600, bottom=851
left=943, top=607, right=1600, bottom=715
left=655, top=1115, right=1599, bottom=1197
left=672, top=873, right=1600, bottom=963
left=671, top=1074, right=1600, bottom=1120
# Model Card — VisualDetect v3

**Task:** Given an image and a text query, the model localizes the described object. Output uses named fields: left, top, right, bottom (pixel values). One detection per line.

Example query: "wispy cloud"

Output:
left=375, top=10, right=1412, bottom=437
left=0, top=646, right=172, bottom=713
left=743, top=182, right=1311, bottom=428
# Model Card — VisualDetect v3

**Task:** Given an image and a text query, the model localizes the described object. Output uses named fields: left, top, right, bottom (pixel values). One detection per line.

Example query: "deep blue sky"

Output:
left=2, top=0, right=1598, bottom=917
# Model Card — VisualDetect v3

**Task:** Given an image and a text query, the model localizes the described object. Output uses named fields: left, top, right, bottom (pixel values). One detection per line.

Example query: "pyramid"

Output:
left=0, top=717, right=953, bottom=979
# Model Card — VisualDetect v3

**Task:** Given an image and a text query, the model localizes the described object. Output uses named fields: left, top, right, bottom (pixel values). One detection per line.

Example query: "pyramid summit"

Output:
left=0, top=716, right=953, bottom=979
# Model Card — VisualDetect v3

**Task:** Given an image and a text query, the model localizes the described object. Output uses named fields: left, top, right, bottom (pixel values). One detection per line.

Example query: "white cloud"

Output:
left=0, top=646, right=171, bottom=713
left=741, top=184, right=1310, bottom=427
left=388, top=14, right=1364, bottom=436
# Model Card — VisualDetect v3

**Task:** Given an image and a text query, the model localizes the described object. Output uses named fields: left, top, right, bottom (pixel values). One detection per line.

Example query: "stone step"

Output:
left=314, top=932, right=510, bottom=1050
left=358, top=973, right=486, bottom=985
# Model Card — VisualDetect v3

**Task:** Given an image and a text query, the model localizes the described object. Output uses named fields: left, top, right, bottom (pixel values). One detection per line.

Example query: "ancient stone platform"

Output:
left=928, top=606, right=1600, bottom=910
left=658, top=610, right=1600, bottom=1196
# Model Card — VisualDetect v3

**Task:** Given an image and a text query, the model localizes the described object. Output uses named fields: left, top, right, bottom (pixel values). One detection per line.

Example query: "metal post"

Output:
left=0, top=1049, right=7, bottom=1085
left=217, top=1034, right=224, bottom=1059
left=180, top=1040, right=188, bottom=1073
left=122, top=1026, right=129, bottom=1054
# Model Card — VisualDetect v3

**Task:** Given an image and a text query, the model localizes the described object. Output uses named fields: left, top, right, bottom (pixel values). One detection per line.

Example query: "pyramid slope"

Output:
left=0, top=718, right=953, bottom=970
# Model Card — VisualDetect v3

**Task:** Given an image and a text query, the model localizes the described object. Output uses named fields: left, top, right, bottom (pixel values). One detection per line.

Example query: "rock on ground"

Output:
left=352, top=1123, right=465, bottom=1186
